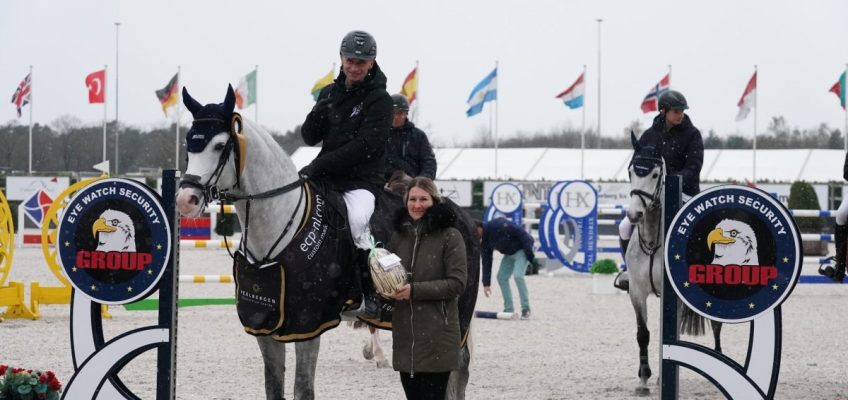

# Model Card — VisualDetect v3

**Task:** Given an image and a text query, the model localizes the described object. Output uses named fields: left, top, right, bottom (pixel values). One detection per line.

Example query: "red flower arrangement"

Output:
left=0, top=364, right=62, bottom=400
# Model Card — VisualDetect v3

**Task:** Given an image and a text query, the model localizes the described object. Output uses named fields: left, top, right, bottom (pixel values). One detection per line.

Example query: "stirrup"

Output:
left=817, top=257, right=845, bottom=283
left=613, top=271, right=629, bottom=291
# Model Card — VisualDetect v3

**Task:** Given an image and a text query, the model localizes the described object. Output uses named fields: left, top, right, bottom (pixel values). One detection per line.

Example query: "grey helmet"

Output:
left=340, top=30, right=377, bottom=60
left=658, top=90, right=689, bottom=111
left=391, top=94, right=410, bottom=111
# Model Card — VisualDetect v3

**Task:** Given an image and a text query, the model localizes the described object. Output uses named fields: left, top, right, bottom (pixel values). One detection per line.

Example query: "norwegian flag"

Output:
left=640, top=73, right=670, bottom=113
left=10, top=73, right=32, bottom=118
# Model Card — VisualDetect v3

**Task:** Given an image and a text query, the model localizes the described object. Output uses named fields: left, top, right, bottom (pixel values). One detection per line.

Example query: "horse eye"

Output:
left=214, top=143, right=225, bottom=151
left=652, top=173, right=658, bottom=178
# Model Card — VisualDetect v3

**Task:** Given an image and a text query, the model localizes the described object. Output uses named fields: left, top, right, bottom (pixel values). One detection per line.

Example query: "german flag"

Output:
left=155, top=72, right=179, bottom=115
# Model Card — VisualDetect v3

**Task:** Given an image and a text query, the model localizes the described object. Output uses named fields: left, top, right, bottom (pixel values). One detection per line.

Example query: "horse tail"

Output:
left=678, top=299, right=706, bottom=336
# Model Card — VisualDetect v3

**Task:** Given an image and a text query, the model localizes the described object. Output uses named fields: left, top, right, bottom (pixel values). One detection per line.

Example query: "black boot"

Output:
left=820, top=224, right=847, bottom=283
left=614, top=237, right=630, bottom=291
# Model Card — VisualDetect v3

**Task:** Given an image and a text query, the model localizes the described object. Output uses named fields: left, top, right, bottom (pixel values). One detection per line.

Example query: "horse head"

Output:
left=176, top=84, right=245, bottom=217
left=627, top=130, right=665, bottom=223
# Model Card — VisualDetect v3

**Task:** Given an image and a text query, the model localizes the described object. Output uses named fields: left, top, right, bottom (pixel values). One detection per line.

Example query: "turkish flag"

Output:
left=85, top=69, right=106, bottom=104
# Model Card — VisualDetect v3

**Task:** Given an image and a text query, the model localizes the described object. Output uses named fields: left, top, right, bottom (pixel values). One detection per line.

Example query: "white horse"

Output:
left=176, top=85, right=478, bottom=400
left=624, top=131, right=722, bottom=396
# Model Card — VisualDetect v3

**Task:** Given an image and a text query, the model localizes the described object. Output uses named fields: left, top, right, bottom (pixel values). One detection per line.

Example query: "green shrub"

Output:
left=787, top=181, right=822, bottom=232
left=589, top=258, right=619, bottom=274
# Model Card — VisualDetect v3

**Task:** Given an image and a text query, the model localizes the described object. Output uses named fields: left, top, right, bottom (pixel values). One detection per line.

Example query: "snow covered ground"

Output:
left=2, top=247, right=846, bottom=399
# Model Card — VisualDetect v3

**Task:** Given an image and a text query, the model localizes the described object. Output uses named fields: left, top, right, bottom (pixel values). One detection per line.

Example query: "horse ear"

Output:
left=630, top=130, right=641, bottom=153
left=182, top=87, right=203, bottom=116
left=223, top=84, right=236, bottom=114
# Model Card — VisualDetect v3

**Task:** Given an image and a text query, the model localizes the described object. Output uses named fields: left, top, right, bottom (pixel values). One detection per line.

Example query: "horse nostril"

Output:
left=189, top=195, right=199, bottom=206
left=636, top=211, right=644, bottom=219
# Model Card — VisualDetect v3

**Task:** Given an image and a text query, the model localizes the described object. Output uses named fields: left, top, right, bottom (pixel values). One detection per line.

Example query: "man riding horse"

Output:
left=615, top=90, right=704, bottom=291
left=298, top=30, right=393, bottom=317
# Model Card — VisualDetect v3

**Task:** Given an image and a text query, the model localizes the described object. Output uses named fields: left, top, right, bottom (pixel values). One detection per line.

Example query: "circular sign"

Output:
left=664, top=185, right=802, bottom=323
left=57, top=178, right=171, bottom=305
left=489, top=183, right=522, bottom=214
left=559, top=181, right=597, bottom=218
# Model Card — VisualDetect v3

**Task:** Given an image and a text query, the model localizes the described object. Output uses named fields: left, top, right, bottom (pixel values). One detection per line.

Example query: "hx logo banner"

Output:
left=484, top=183, right=524, bottom=225
left=539, top=181, right=598, bottom=273
left=57, top=178, right=171, bottom=305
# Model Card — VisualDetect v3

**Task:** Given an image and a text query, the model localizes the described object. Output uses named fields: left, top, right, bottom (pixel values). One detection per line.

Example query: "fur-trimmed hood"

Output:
left=392, top=202, right=457, bottom=234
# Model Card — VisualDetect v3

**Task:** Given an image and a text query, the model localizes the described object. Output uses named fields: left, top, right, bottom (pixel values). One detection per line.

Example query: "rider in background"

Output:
left=614, top=90, right=704, bottom=291
left=384, top=93, right=437, bottom=180
left=820, top=152, right=848, bottom=283
left=299, top=30, right=393, bottom=314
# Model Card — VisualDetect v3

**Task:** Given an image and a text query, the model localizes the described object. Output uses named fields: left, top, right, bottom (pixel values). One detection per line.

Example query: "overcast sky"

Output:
left=2, top=0, right=847, bottom=147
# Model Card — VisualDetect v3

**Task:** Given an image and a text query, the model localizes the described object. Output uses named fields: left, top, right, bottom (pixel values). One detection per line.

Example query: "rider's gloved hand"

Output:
left=312, top=98, right=333, bottom=116
left=298, top=164, right=315, bottom=180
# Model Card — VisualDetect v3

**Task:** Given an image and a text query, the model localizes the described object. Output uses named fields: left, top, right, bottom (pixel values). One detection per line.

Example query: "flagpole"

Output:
left=28, top=65, right=33, bottom=175
left=596, top=18, right=602, bottom=145
left=668, top=64, right=672, bottom=89
left=114, top=21, right=121, bottom=175
left=581, top=64, right=586, bottom=180
left=103, top=64, right=108, bottom=163
left=175, top=66, right=181, bottom=171
left=753, top=65, right=758, bottom=185
left=254, top=64, right=259, bottom=123
left=844, top=63, right=847, bottom=152
left=413, top=60, right=420, bottom=124
left=494, top=60, right=499, bottom=179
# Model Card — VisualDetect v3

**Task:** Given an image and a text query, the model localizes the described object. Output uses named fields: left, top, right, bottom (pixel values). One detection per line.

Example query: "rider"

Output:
left=614, top=90, right=704, bottom=291
left=384, top=93, right=437, bottom=180
left=299, top=30, right=393, bottom=314
left=820, top=152, right=848, bottom=283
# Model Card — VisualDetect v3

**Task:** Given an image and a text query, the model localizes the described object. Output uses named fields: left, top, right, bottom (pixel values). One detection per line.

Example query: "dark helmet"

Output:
left=340, top=30, right=377, bottom=60
left=658, top=90, right=688, bottom=111
left=391, top=94, right=410, bottom=111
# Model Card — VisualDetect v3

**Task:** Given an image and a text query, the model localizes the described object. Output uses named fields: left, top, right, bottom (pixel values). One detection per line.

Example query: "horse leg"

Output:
left=362, top=326, right=375, bottom=361
left=293, top=337, right=320, bottom=400
left=255, top=336, right=286, bottom=400
left=446, top=342, right=472, bottom=400
left=710, top=320, right=723, bottom=353
left=633, top=301, right=652, bottom=397
left=370, top=328, right=390, bottom=368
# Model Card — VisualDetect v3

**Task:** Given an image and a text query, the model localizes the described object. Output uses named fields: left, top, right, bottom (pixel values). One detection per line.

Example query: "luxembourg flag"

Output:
left=736, top=71, right=757, bottom=121
left=555, top=73, right=584, bottom=109
left=466, top=68, right=497, bottom=117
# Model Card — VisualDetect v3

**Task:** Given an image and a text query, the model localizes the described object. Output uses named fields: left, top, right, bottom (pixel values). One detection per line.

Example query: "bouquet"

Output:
left=0, top=365, right=62, bottom=400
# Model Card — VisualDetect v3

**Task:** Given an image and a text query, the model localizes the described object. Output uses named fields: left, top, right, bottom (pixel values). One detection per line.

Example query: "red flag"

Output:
left=85, top=69, right=106, bottom=104
left=10, top=73, right=31, bottom=118
left=736, top=71, right=757, bottom=121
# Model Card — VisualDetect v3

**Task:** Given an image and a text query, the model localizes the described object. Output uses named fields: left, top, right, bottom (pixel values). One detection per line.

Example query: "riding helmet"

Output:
left=340, top=30, right=377, bottom=60
left=391, top=94, right=410, bottom=111
left=658, top=90, right=688, bottom=111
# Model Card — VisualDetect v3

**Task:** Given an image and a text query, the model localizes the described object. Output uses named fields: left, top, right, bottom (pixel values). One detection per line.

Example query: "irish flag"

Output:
left=830, top=71, right=846, bottom=110
left=736, top=71, right=757, bottom=122
left=235, top=69, right=257, bottom=110
left=311, top=67, right=335, bottom=101
left=400, top=67, right=417, bottom=104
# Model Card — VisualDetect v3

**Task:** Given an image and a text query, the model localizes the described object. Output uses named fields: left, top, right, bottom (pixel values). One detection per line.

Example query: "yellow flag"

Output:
left=400, top=67, right=417, bottom=103
left=311, top=68, right=335, bottom=101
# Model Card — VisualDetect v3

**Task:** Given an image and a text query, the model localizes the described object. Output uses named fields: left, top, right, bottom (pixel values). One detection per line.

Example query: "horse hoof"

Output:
left=376, top=359, right=390, bottom=368
left=634, top=387, right=651, bottom=397
left=362, top=343, right=374, bottom=360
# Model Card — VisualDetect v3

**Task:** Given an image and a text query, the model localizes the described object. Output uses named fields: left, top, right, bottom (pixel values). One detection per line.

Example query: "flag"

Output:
left=830, top=71, right=846, bottom=110
left=736, top=71, right=757, bottom=121
left=235, top=69, right=257, bottom=109
left=85, top=69, right=106, bottom=104
left=10, top=73, right=31, bottom=118
left=155, top=72, right=180, bottom=116
left=640, top=74, right=670, bottom=113
left=400, top=67, right=418, bottom=104
left=466, top=68, right=497, bottom=117
left=311, top=68, right=335, bottom=101
left=555, top=73, right=585, bottom=109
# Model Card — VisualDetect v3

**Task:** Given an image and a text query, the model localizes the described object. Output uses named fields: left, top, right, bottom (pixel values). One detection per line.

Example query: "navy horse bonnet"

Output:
left=631, top=145, right=662, bottom=178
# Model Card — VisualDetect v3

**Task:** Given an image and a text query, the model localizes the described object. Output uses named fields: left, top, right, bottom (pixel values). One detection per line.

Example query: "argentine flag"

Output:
left=466, top=68, right=497, bottom=117
left=555, top=73, right=584, bottom=109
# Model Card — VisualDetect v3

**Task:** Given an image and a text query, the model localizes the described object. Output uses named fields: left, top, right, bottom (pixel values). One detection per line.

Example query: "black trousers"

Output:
left=399, top=371, right=451, bottom=400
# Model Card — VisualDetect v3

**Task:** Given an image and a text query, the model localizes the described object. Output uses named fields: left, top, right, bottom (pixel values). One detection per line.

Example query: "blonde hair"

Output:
left=404, top=177, right=442, bottom=205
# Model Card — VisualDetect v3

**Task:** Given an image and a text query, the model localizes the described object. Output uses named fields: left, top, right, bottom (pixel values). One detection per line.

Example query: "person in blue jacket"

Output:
left=475, top=218, right=535, bottom=320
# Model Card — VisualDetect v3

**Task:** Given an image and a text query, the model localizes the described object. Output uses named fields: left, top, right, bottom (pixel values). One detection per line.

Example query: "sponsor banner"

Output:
left=539, top=181, right=598, bottom=272
left=434, top=180, right=473, bottom=207
left=484, top=183, right=523, bottom=225
left=6, top=176, right=70, bottom=201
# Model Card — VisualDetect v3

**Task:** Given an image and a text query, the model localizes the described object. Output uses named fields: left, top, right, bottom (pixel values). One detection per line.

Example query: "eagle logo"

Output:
left=707, top=219, right=758, bottom=265
left=92, top=209, right=136, bottom=252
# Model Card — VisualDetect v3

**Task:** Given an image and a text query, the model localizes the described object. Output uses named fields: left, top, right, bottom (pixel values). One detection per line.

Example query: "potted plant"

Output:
left=0, top=364, right=62, bottom=400
left=589, top=258, right=620, bottom=295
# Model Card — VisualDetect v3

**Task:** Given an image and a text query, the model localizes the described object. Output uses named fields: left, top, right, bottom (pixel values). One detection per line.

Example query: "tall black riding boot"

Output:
left=613, top=237, right=630, bottom=291
left=833, top=224, right=847, bottom=283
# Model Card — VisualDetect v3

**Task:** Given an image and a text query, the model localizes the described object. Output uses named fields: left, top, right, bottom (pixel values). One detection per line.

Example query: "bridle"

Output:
left=628, top=154, right=665, bottom=297
left=179, top=112, right=305, bottom=266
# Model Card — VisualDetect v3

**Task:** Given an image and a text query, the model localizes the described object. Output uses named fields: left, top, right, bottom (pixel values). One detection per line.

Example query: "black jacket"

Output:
left=843, top=151, right=848, bottom=181
left=301, top=63, right=392, bottom=193
left=480, top=218, right=535, bottom=287
left=639, top=114, right=704, bottom=197
left=385, top=120, right=437, bottom=180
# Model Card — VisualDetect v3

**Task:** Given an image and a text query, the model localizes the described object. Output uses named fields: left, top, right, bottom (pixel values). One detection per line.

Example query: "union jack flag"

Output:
left=10, top=73, right=31, bottom=118
left=640, top=73, right=670, bottom=113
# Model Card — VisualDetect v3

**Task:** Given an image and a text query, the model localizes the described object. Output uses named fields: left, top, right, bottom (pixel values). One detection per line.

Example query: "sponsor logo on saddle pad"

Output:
left=665, top=185, right=801, bottom=323
left=57, top=178, right=171, bottom=305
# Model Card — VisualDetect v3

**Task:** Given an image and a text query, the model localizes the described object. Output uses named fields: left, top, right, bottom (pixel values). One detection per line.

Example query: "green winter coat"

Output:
left=388, top=202, right=468, bottom=374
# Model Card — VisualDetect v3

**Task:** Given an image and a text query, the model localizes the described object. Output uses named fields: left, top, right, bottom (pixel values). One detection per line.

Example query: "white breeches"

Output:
left=343, top=189, right=375, bottom=249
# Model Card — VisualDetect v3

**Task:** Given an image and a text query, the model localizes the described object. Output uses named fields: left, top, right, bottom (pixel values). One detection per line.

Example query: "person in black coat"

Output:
left=475, top=218, right=535, bottom=319
left=384, top=93, right=437, bottom=180
left=615, top=90, right=704, bottom=291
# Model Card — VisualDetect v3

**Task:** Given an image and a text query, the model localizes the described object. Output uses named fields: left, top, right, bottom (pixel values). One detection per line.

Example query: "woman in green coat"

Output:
left=386, top=177, right=468, bottom=400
